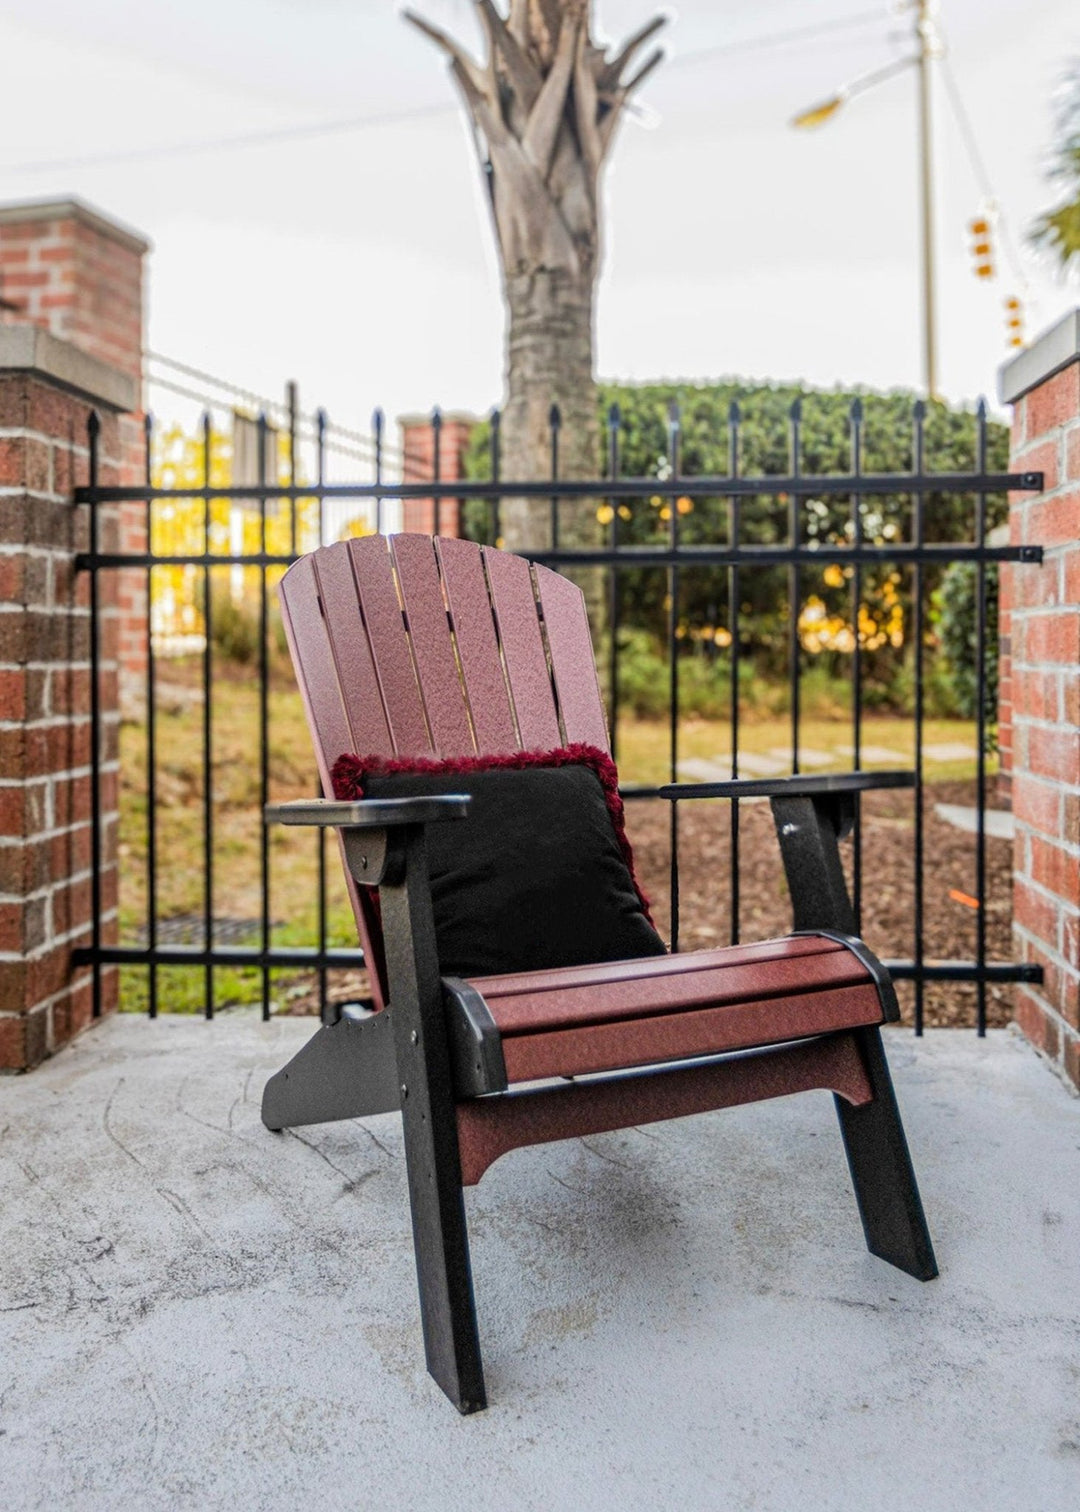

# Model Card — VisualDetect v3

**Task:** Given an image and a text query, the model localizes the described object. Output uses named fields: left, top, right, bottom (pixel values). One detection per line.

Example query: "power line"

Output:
left=939, top=53, right=1029, bottom=291
left=668, top=8, right=885, bottom=68
left=1, top=9, right=889, bottom=174
left=4, top=103, right=455, bottom=175
left=148, top=351, right=292, bottom=416
left=939, top=59, right=995, bottom=202
left=146, top=352, right=405, bottom=463
left=147, top=373, right=392, bottom=469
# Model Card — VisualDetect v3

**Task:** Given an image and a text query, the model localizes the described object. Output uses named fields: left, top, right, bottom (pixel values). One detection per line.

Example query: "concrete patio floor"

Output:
left=2, top=1016, right=1078, bottom=1512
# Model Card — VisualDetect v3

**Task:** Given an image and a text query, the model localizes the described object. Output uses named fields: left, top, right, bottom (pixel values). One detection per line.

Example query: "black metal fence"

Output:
left=73, top=395, right=1044, bottom=1034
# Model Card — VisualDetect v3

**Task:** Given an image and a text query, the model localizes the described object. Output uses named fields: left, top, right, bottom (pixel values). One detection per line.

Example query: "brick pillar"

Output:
left=0, top=198, right=149, bottom=717
left=0, top=326, right=133, bottom=1070
left=999, top=311, right=1080, bottom=1090
left=398, top=412, right=478, bottom=535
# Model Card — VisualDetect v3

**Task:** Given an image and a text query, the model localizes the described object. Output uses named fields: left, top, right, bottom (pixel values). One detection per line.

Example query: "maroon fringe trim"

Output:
left=331, top=744, right=655, bottom=923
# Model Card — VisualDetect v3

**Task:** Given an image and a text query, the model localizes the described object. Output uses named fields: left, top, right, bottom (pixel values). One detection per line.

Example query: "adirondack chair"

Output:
left=264, top=533, right=937, bottom=1414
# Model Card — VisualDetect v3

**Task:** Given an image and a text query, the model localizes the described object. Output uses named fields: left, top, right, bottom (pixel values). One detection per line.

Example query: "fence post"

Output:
left=999, top=311, right=1080, bottom=1090
left=0, top=327, right=133, bottom=1070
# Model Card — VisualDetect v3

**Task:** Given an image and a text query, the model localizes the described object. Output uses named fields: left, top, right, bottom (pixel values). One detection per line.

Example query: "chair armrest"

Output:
left=265, top=795, right=470, bottom=828
left=266, top=795, right=469, bottom=888
left=661, top=770, right=914, bottom=935
left=658, top=770, right=914, bottom=802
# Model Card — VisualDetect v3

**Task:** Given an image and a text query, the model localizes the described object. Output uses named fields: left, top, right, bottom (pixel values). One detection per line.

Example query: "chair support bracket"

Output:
left=261, top=1007, right=401, bottom=1131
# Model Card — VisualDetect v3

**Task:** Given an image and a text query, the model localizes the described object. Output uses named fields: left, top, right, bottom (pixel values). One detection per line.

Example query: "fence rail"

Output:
left=73, top=395, right=1045, bottom=1035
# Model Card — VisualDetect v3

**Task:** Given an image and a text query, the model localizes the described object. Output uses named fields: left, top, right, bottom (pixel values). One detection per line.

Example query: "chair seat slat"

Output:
left=478, top=946, right=871, bottom=1036
left=470, top=933, right=845, bottom=1001
left=500, top=982, right=884, bottom=1082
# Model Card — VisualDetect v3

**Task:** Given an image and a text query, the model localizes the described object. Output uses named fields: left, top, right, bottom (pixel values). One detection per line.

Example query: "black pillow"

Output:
left=331, top=746, right=667, bottom=980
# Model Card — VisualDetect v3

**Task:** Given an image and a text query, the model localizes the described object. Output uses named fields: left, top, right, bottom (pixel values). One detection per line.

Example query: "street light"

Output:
left=791, top=95, right=847, bottom=130
left=791, top=55, right=917, bottom=130
left=791, top=0, right=941, bottom=399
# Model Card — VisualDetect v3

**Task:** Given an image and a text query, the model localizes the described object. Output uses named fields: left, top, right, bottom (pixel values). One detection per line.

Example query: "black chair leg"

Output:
left=380, top=831, right=487, bottom=1413
left=834, top=1026, right=938, bottom=1281
left=398, top=1091, right=487, bottom=1414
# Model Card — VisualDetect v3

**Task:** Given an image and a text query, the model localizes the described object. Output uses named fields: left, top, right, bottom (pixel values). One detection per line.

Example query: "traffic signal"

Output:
left=1004, top=296, right=1023, bottom=349
left=969, top=217, right=994, bottom=279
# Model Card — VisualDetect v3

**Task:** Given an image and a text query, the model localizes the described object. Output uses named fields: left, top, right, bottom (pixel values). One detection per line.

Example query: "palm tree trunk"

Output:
left=500, top=268, right=599, bottom=549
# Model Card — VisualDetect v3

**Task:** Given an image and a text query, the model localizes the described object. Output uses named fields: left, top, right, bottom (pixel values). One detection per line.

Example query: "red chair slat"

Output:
left=479, top=943, right=869, bottom=1036
left=483, top=547, right=561, bottom=750
left=500, top=982, right=884, bottom=1082
left=435, top=537, right=517, bottom=752
left=348, top=536, right=431, bottom=756
left=471, top=934, right=845, bottom=1001
left=278, top=554, right=354, bottom=788
left=311, top=545, right=393, bottom=757
left=534, top=563, right=609, bottom=750
left=279, top=550, right=389, bottom=1008
left=392, top=535, right=474, bottom=757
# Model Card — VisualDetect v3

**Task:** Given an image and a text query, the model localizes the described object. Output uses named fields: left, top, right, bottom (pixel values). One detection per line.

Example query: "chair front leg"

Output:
left=378, top=826, right=487, bottom=1415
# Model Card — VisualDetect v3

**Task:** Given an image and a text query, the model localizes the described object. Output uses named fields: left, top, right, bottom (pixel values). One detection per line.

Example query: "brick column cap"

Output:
left=999, top=308, right=1080, bottom=405
left=0, top=195, right=151, bottom=256
left=0, top=324, right=135, bottom=412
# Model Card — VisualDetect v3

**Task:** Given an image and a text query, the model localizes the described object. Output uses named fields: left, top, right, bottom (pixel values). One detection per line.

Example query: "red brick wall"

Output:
left=398, top=413, right=477, bottom=536
left=0, top=200, right=148, bottom=715
left=0, top=369, right=123, bottom=1070
left=1002, top=333, right=1080, bottom=1090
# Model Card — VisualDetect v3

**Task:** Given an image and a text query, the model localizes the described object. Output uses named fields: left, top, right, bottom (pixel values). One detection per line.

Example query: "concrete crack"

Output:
left=287, top=1128, right=372, bottom=1192
left=228, top=1067, right=258, bottom=1132
left=103, top=1080, right=147, bottom=1169
left=118, top=1341, right=163, bottom=1475
left=579, top=1137, right=635, bottom=1170
left=546, top=1170, right=587, bottom=1196
left=353, top=1121, right=396, bottom=1160
left=155, top=1186, right=210, bottom=1239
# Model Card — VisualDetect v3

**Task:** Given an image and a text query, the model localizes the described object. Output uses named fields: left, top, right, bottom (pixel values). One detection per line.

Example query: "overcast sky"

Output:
left=1, top=0, right=1078, bottom=438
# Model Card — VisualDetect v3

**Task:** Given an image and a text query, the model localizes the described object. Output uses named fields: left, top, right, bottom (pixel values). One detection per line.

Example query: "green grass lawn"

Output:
left=613, top=714, right=989, bottom=786
left=117, top=661, right=992, bottom=1014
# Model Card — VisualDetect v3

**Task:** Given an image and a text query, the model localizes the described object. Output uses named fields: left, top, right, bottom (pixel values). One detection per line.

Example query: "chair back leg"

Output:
left=768, top=792, right=938, bottom=1283
left=835, top=1026, right=938, bottom=1281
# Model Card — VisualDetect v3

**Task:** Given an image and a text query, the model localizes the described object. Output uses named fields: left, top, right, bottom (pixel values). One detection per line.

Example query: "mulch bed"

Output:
left=287, top=779, right=1014, bottom=1031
